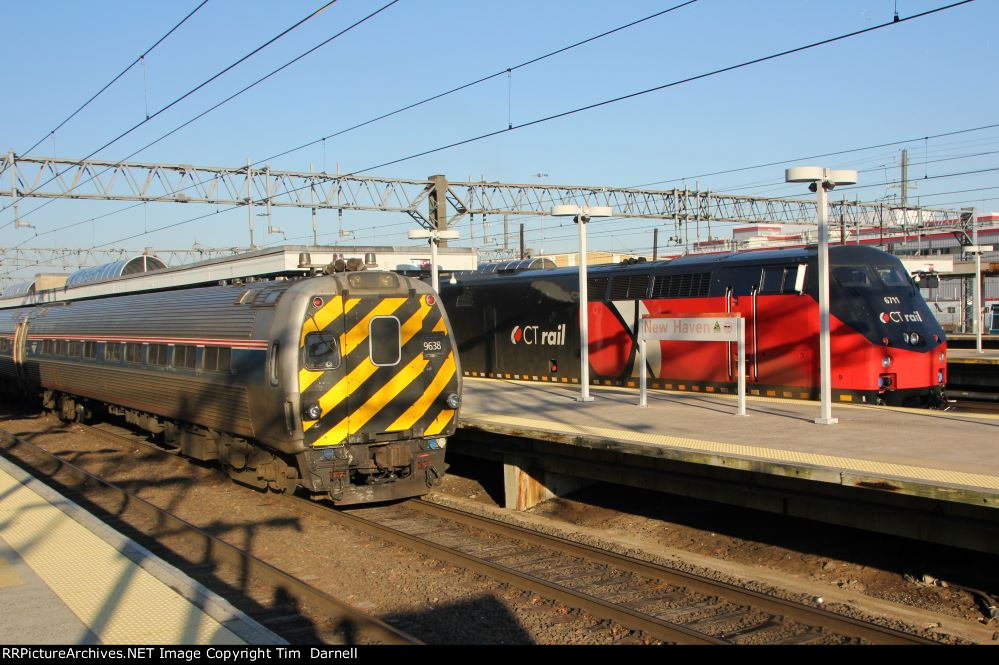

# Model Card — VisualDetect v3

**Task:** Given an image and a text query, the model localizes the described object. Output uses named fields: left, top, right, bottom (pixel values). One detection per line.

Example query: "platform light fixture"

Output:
left=408, top=228, right=459, bottom=293
left=550, top=204, right=614, bottom=402
left=785, top=166, right=858, bottom=425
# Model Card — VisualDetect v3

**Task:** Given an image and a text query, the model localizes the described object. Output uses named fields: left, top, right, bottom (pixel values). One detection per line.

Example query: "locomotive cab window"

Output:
left=369, top=316, right=401, bottom=367
left=833, top=266, right=874, bottom=288
left=875, top=265, right=910, bottom=288
left=304, top=332, right=341, bottom=370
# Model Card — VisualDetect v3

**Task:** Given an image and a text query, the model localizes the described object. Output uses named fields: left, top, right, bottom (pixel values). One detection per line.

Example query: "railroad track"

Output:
left=945, top=398, right=999, bottom=415
left=0, top=426, right=419, bottom=646
left=324, top=501, right=935, bottom=645
left=7, top=417, right=938, bottom=645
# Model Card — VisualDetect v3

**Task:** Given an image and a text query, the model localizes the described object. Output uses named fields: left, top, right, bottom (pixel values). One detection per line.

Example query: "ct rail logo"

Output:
left=881, top=311, right=924, bottom=324
left=509, top=323, right=567, bottom=346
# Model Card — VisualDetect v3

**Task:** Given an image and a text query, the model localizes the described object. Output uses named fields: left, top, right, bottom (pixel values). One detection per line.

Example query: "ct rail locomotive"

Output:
left=441, top=245, right=946, bottom=406
left=0, top=269, right=461, bottom=504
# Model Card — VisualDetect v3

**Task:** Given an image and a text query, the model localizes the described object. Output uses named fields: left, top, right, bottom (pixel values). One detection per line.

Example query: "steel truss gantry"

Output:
left=2, top=154, right=965, bottom=229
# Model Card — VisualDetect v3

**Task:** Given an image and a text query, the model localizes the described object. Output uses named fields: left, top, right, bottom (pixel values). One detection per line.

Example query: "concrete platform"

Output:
left=947, top=349, right=999, bottom=395
left=455, top=378, right=999, bottom=553
left=0, top=455, right=284, bottom=645
left=949, top=348, right=999, bottom=365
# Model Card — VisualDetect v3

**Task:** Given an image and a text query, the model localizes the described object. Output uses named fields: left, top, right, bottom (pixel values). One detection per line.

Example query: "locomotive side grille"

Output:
left=587, top=277, right=610, bottom=301
left=652, top=272, right=711, bottom=299
left=609, top=275, right=650, bottom=300
left=455, top=288, right=475, bottom=308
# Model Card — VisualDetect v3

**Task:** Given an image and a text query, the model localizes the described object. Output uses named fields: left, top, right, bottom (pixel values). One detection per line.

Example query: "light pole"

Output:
left=785, top=167, right=858, bottom=425
left=408, top=228, right=460, bottom=293
left=551, top=204, right=613, bottom=402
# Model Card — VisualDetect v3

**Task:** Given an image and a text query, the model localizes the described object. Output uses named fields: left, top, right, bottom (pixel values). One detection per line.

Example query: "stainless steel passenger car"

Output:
left=0, top=270, right=461, bottom=504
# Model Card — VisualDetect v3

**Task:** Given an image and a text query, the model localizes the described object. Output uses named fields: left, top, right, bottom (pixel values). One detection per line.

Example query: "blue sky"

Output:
left=1, top=0, right=996, bottom=279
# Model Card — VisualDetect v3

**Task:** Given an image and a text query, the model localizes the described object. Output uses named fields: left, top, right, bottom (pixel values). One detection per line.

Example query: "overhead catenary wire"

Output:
left=0, top=0, right=342, bottom=223
left=7, top=0, right=402, bottom=249
left=1, top=0, right=982, bottom=276
left=6, top=0, right=700, bottom=245
left=19, top=0, right=210, bottom=157
left=370, top=2, right=980, bottom=177
left=259, top=0, right=701, bottom=165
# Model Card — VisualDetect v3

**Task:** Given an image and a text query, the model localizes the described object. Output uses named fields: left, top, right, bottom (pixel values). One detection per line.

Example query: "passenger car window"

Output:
left=304, top=332, right=341, bottom=370
left=203, top=346, right=231, bottom=372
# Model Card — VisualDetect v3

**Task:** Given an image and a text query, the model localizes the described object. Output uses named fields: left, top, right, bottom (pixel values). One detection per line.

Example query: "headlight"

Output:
left=306, top=404, right=322, bottom=419
left=902, top=332, right=910, bottom=344
left=881, top=356, right=891, bottom=369
left=909, top=332, right=921, bottom=345
left=446, top=393, right=461, bottom=409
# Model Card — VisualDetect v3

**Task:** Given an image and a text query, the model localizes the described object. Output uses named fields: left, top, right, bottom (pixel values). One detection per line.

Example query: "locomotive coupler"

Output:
left=425, top=465, right=442, bottom=487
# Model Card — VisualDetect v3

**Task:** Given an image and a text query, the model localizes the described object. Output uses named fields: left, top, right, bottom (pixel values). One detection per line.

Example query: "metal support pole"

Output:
left=577, top=214, right=593, bottom=402
left=737, top=318, right=746, bottom=417
left=638, top=338, right=647, bottom=408
left=973, top=208, right=983, bottom=354
left=816, top=183, right=837, bottom=425
left=310, top=164, right=317, bottom=247
left=519, top=224, right=525, bottom=259
left=430, top=237, right=440, bottom=294
left=246, top=158, right=254, bottom=248
left=8, top=150, right=17, bottom=227
left=652, top=228, right=658, bottom=261
left=975, top=251, right=983, bottom=354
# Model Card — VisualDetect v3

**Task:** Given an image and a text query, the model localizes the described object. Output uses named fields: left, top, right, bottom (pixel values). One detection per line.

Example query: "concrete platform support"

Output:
left=465, top=433, right=999, bottom=555
left=503, top=455, right=590, bottom=510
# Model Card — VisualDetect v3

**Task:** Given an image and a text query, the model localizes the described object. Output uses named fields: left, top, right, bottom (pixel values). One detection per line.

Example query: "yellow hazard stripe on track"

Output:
left=386, top=353, right=456, bottom=431
left=342, top=298, right=407, bottom=357
left=312, top=353, right=430, bottom=447
left=424, top=408, right=455, bottom=436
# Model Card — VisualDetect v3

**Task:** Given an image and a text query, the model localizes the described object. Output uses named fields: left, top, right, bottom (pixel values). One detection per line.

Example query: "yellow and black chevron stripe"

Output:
left=299, top=293, right=458, bottom=448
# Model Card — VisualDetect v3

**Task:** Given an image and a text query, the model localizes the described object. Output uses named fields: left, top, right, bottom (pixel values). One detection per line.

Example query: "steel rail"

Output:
left=289, top=495, right=723, bottom=644
left=36, top=419, right=936, bottom=644
left=0, top=428, right=420, bottom=646
left=74, top=421, right=721, bottom=644
left=408, top=500, right=935, bottom=645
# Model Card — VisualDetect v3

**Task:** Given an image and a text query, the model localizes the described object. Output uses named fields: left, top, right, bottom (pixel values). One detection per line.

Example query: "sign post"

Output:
left=638, top=314, right=746, bottom=416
